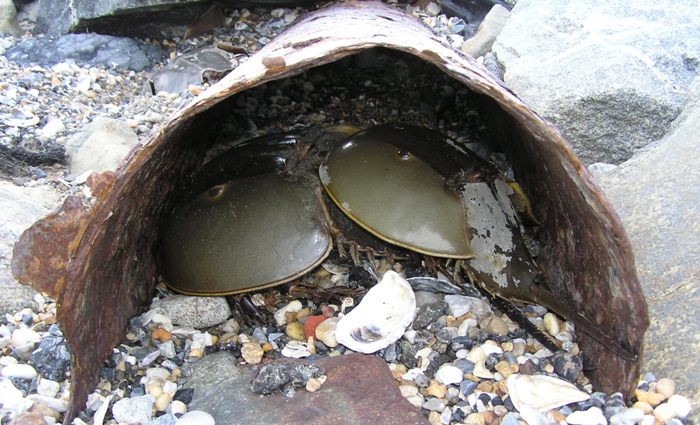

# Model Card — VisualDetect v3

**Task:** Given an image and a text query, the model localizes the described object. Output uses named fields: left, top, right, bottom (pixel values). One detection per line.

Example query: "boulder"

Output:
left=0, top=0, right=19, bottom=35
left=6, top=33, right=164, bottom=71
left=66, top=117, right=140, bottom=175
left=492, top=0, right=700, bottom=164
left=593, top=79, right=700, bottom=413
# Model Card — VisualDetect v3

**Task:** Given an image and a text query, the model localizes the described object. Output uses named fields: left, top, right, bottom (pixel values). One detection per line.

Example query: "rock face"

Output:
left=0, top=0, right=20, bottom=35
left=492, top=0, right=700, bottom=164
left=593, top=80, right=700, bottom=413
left=66, top=117, right=140, bottom=175
left=0, top=182, right=60, bottom=316
left=6, top=34, right=164, bottom=71
left=34, top=0, right=208, bottom=36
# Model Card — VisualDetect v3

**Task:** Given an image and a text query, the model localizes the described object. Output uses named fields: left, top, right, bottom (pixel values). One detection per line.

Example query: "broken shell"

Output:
left=161, top=173, right=331, bottom=295
left=506, top=374, right=591, bottom=412
left=321, top=124, right=473, bottom=258
left=335, top=271, right=416, bottom=353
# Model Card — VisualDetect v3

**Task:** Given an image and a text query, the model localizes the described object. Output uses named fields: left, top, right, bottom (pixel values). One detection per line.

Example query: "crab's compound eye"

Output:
left=396, top=149, right=411, bottom=160
left=205, top=184, right=228, bottom=203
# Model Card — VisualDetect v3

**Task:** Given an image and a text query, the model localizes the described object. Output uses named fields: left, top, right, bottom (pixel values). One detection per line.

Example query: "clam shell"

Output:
left=506, top=373, right=591, bottom=412
left=335, top=271, right=416, bottom=353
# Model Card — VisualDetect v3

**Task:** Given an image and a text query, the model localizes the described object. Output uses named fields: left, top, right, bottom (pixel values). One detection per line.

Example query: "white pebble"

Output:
left=610, top=407, right=645, bottom=425
left=176, top=410, right=216, bottom=425
left=112, top=395, right=154, bottom=424
left=273, top=300, right=302, bottom=326
left=1, top=363, right=38, bottom=380
left=481, top=343, right=503, bottom=356
left=667, top=395, right=691, bottom=418
left=28, top=394, right=68, bottom=412
left=37, top=379, right=61, bottom=398
left=10, top=328, right=41, bottom=348
left=146, top=367, right=171, bottom=382
left=543, top=313, right=561, bottom=336
left=162, top=380, right=178, bottom=396
left=171, top=400, right=187, bottom=415
left=654, top=402, right=677, bottom=423
left=0, top=379, right=30, bottom=415
left=640, top=415, right=656, bottom=425
left=435, top=364, right=464, bottom=385
left=566, top=407, right=608, bottom=425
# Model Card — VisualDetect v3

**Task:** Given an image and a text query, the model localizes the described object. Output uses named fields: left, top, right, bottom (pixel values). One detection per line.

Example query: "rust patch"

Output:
left=11, top=196, right=90, bottom=299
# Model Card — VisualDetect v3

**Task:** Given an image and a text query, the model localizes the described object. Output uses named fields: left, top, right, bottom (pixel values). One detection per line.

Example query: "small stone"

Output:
left=1, top=364, right=38, bottom=380
left=480, top=315, right=509, bottom=336
left=666, top=395, right=691, bottom=418
left=473, top=362, right=494, bottom=379
left=111, top=395, right=154, bottom=424
left=435, top=364, right=464, bottom=385
left=610, top=408, right=645, bottom=425
left=552, top=352, right=583, bottom=382
left=406, top=394, right=425, bottom=408
left=171, top=400, right=187, bottom=415
left=274, top=300, right=303, bottom=326
left=632, top=401, right=653, bottom=415
left=305, top=376, right=324, bottom=392
left=147, top=367, right=171, bottom=381
left=241, top=342, right=264, bottom=364
left=460, top=380, right=477, bottom=396
left=10, top=328, right=41, bottom=349
left=653, top=403, right=676, bottom=423
left=303, top=315, right=327, bottom=340
left=28, top=334, right=70, bottom=381
left=285, top=322, right=306, bottom=341
left=152, top=328, right=172, bottom=342
left=428, top=410, right=442, bottom=425
left=425, top=2, right=441, bottom=16
left=281, top=340, right=312, bottom=358
left=445, top=295, right=490, bottom=318
left=315, top=317, right=339, bottom=347
left=566, top=407, right=607, bottom=425
left=7, top=411, right=46, bottom=425
left=400, top=384, right=419, bottom=397
left=155, top=393, right=172, bottom=411
left=39, top=118, right=66, bottom=141
left=423, top=397, right=446, bottom=412
left=151, top=296, right=231, bottom=328
left=543, top=313, right=561, bottom=336
left=494, top=361, right=514, bottom=379
left=654, top=379, right=675, bottom=399
left=465, top=412, right=486, bottom=425
left=176, top=410, right=216, bottom=425
left=426, top=380, right=447, bottom=398
left=635, top=389, right=666, bottom=407
left=640, top=415, right=656, bottom=425
left=36, top=379, right=60, bottom=398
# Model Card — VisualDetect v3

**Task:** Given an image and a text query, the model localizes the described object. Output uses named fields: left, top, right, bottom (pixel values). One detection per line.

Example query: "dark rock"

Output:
left=453, top=359, right=474, bottom=374
left=460, top=380, right=477, bottom=397
left=251, top=363, right=324, bottom=395
left=450, top=336, right=473, bottom=351
left=518, top=359, right=537, bottom=375
left=552, top=352, right=583, bottom=382
left=6, top=34, right=164, bottom=71
left=502, top=395, right=515, bottom=411
left=187, top=352, right=428, bottom=425
left=414, top=301, right=446, bottom=329
left=478, top=393, right=491, bottom=405
left=173, top=388, right=193, bottom=404
left=399, top=340, right=418, bottom=369
left=28, top=334, right=70, bottom=381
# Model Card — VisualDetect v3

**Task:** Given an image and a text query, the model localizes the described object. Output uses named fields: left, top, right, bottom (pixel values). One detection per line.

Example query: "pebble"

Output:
left=435, top=364, right=464, bottom=385
left=666, top=395, right=691, bottom=418
left=111, top=395, right=155, bottom=424
left=480, top=315, right=509, bottom=336
left=281, top=340, right=312, bottom=358
left=423, top=397, right=446, bottom=412
left=543, top=313, right=561, bottom=336
left=654, top=378, right=675, bottom=399
left=36, top=379, right=60, bottom=398
left=10, top=328, right=41, bottom=349
left=315, top=317, right=339, bottom=347
left=176, top=410, right=216, bottom=425
left=274, top=300, right=302, bottom=326
left=241, top=341, right=264, bottom=364
left=1, top=363, right=38, bottom=379
left=610, top=407, right=645, bottom=425
left=285, top=321, right=306, bottom=341
left=150, top=295, right=231, bottom=328
left=427, top=380, right=448, bottom=398
left=635, top=389, right=666, bottom=407
left=653, top=403, right=677, bottom=423
left=171, top=399, right=187, bottom=415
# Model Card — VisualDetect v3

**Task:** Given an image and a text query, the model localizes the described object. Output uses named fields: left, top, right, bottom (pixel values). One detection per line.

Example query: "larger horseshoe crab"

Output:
left=10, top=2, right=648, bottom=421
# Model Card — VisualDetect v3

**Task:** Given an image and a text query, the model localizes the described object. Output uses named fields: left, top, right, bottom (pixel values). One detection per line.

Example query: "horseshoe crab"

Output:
left=10, top=3, right=647, bottom=420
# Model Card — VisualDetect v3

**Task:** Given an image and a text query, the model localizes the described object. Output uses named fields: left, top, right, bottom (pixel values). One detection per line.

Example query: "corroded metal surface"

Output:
left=11, top=2, right=648, bottom=420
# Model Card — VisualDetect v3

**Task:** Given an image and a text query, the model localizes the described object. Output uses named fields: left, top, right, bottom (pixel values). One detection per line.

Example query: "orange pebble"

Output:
left=303, top=315, right=328, bottom=340
left=151, top=328, right=172, bottom=342
left=261, top=343, right=273, bottom=352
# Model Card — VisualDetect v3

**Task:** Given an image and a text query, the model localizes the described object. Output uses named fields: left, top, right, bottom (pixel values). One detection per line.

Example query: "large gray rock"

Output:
left=593, top=81, right=700, bottom=413
left=150, top=295, right=231, bottom=328
left=34, top=0, right=207, bottom=36
left=492, top=0, right=700, bottom=164
left=66, top=117, right=140, bottom=175
left=0, top=182, right=61, bottom=315
left=6, top=33, right=164, bottom=71
left=0, top=0, right=20, bottom=35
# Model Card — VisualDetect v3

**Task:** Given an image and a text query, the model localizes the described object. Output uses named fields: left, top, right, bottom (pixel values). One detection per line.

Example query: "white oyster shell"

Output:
left=335, top=271, right=416, bottom=353
left=506, top=374, right=590, bottom=412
